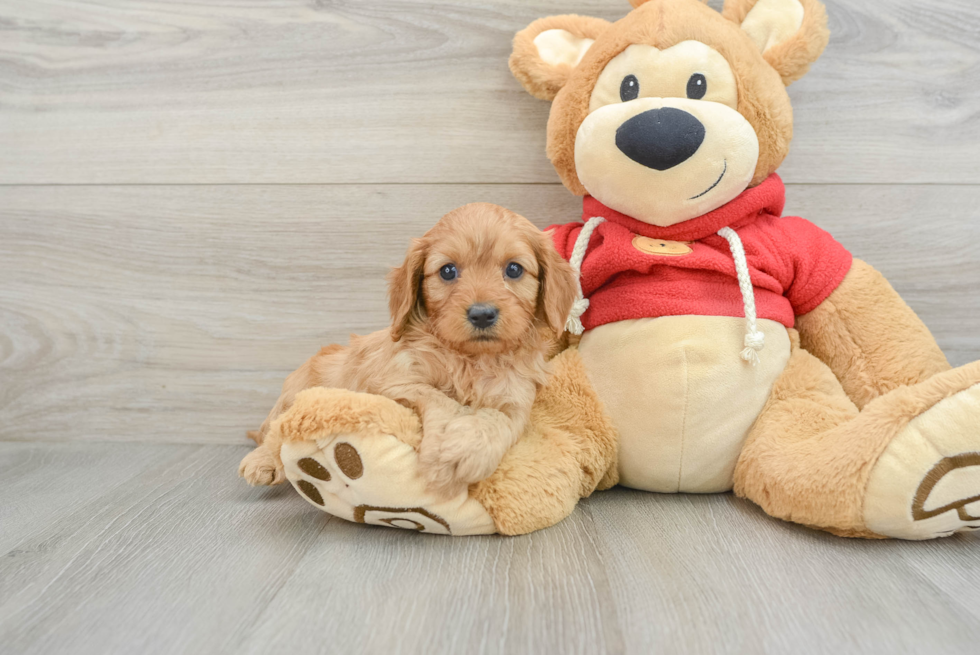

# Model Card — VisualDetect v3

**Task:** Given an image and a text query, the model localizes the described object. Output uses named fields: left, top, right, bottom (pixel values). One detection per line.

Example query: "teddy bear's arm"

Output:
left=795, top=259, right=950, bottom=409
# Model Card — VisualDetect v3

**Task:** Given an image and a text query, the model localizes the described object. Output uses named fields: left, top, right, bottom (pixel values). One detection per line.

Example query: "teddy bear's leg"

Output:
left=471, top=347, right=620, bottom=535
left=796, top=259, right=952, bottom=409
left=734, top=331, right=980, bottom=539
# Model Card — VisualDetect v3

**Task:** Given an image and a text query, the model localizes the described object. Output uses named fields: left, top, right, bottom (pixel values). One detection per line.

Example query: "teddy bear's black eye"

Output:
left=504, top=262, right=524, bottom=279
left=439, top=263, right=457, bottom=281
left=620, top=74, right=639, bottom=102
left=687, top=73, right=707, bottom=100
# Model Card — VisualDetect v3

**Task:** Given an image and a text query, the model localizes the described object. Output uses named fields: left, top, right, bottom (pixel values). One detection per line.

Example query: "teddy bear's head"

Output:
left=509, top=0, right=829, bottom=226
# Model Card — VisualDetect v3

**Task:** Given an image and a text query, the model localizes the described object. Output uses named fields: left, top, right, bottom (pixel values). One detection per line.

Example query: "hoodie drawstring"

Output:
left=564, top=219, right=765, bottom=366
left=565, top=217, right=605, bottom=335
left=717, top=226, right=765, bottom=366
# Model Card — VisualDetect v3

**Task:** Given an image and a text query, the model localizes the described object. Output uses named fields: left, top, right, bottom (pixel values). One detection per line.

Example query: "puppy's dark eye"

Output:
left=439, top=263, right=457, bottom=281
left=687, top=73, right=706, bottom=100
left=504, top=262, right=524, bottom=279
left=620, top=74, right=639, bottom=102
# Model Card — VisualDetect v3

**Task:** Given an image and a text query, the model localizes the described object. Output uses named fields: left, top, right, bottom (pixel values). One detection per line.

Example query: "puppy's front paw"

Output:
left=239, top=447, right=285, bottom=486
left=444, top=413, right=508, bottom=483
left=419, top=411, right=509, bottom=497
left=417, top=439, right=466, bottom=498
left=420, top=403, right=470, bottom=453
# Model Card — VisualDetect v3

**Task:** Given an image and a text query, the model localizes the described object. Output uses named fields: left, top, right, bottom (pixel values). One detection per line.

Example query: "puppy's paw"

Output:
left=419, top=411, right=509, bottom=497
left=420, top=403, right=470, bottom=448
left=417, top=440, right=467, bottom=499
left=239, top=447, right=285, bottom=486
left=444, top=413, right=508, bottom=482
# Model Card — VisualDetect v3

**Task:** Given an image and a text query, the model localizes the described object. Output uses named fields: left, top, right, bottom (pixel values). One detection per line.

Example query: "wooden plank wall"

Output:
left=2, top=3, right=980, bottom=654
left=2, top=0, right=978, bottom=444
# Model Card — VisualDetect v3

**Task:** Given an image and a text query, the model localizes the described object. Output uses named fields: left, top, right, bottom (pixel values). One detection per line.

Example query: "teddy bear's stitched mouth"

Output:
left=688, top=159, right=727, bottom=200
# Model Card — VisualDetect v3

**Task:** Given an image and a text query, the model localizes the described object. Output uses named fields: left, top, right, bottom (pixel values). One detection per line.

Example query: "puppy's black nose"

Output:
left=615, top=107, right=705, bottom=171
left=467, top=304, right=498, bottom=329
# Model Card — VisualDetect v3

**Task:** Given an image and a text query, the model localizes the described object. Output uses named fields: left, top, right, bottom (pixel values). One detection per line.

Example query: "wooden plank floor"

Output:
left=1, top=442, right=979, bottom=655
left=1, top=0, right=979, bottom=653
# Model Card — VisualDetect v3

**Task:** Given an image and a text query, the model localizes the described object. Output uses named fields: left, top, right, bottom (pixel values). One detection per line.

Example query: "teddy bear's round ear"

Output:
left=723, top=0, right=830, bottom=85
left=509, top=15, right=611, bottom=101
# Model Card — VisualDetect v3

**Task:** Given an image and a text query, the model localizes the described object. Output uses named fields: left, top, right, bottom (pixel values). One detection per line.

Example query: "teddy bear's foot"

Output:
left=281, top=435, right=496, bottom=535
left=276, top=387, right=496, bottom=536
left=864, top=381, right=980, bottom=540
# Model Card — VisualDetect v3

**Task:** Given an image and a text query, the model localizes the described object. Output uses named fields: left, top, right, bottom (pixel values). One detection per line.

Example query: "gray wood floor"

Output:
left=1, top=0, right=979, bottom=653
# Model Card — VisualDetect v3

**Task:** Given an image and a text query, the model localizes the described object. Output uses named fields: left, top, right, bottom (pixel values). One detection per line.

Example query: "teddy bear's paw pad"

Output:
left=865, top=383, right=980, bottom=539
left=281, top=432, right=496, bottom=536
left=353, top=506, right=452, bottom=533
left=911, top=455, right=980, bottom=525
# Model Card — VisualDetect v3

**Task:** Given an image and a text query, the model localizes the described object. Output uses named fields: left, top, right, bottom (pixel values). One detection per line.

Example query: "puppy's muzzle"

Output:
left=467, top=304, right=499, bottom=330
left=615, top=107, right=705, bottom=171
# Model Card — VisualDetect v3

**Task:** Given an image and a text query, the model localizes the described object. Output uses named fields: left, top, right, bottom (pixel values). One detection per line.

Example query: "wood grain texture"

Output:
left=2, top=0, right=979, bottom=651
left=586, top=489, right=980, bottom=654
left=2, top=183, right=978, bottom=444
left=0, top=442, right=976, bottom=655
left=0, top=0, right=978, bottom=184
left=0, top=441, right=199, bottom=552
left=239, top=493, right=623, bottom=655
left=0, top=443, right=328, bottom=655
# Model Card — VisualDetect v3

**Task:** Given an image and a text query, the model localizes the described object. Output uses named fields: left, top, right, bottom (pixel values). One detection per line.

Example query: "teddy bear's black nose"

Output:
left=467, top=304, right=499, bottom=329
left=615, top=107, right=705, bottom=171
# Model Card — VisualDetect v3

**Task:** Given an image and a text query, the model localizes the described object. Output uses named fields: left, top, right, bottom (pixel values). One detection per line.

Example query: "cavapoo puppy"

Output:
left=239, top=203, right=578, bottom=496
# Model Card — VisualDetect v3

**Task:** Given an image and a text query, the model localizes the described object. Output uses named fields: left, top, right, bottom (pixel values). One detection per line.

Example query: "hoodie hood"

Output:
left=582, top=174, right=786, bottom=242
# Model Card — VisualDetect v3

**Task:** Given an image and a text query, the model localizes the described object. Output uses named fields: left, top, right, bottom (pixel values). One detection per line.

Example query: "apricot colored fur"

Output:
left=240, top=203, right=578, bottom=497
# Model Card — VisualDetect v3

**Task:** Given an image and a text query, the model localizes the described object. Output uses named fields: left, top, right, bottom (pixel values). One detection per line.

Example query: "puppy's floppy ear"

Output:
left=509, top=14, right=611, bottom=101
left=387, top=237, right=427, bottom=341
left=534, top=230, right=579, bottom=337
left=723, top=0, right=829, bottom=85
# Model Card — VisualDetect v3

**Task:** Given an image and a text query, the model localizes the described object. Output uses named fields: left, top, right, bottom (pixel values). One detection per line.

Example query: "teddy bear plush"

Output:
left=270, top=0, right=980, bottom=539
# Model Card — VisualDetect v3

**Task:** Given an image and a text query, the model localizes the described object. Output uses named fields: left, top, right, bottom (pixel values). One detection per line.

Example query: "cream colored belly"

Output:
left=578, top=316, right=791, bottom=493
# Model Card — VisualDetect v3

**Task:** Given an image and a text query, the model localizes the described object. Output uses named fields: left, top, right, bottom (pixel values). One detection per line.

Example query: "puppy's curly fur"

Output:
left=239, top=203, right=578, bottom=496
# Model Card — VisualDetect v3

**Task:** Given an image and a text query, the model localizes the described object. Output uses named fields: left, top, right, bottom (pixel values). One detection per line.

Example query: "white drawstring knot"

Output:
left=566, top=297, right=591, bottom=335
left=741, top=330, right=766, bottom=366
left=717, top=226, right=765, bottom=366
left=565, top=216, right=605, bottom=335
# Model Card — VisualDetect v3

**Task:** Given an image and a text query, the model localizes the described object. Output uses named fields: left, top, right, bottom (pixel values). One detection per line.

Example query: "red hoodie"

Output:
left=548, top=174, right=852, bottom=331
